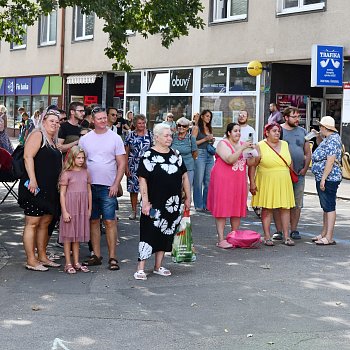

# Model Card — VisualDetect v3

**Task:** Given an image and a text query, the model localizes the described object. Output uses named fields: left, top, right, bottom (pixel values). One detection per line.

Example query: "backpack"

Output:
left=11, top=144, right=25, bottom=180
left=226, top=230, right=262, bottom=249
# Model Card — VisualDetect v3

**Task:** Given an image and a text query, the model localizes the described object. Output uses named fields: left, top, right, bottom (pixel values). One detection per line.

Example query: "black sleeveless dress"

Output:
left=18, top=133, right=62, bottom=217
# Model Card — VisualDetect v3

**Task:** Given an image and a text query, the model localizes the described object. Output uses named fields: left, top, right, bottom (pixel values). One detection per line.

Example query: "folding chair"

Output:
left=0, top=147, right=18, bottom=204
left=0, top=178, right=19, bottom=204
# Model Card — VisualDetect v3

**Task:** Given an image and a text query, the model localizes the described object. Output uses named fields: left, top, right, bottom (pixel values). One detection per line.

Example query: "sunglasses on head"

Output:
left=92, top=106, right=106, bottom=114
left=44, top=109, right=60, bottom=118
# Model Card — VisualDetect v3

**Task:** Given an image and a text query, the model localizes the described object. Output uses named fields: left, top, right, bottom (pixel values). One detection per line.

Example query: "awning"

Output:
left=66, top=74, right=98, bottom=84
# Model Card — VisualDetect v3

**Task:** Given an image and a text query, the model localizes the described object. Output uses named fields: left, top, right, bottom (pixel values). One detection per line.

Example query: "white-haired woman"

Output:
left=18, top=109, right=62, bottom=271
left=171, top=117, right=198, bottom=191
left=134, top=123, right=191, bottom=280
left=124, top=114, right=153, bottom=220
left=0, top=105, right=14, bottom=154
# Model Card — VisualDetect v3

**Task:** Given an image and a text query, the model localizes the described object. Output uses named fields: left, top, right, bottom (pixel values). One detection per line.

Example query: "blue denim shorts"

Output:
left=293, top=175, right=305, bottom=208
left=316, top=181, right=340, bottom=213
left=91, top=185, right=118, bottom=220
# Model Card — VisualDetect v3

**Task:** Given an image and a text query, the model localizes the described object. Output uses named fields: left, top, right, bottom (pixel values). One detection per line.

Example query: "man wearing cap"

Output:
left=272, top=107, right=311, bottom=241
left=79, top=106, right=126, bottom=270
left=311, top=116, right=342, bottom=245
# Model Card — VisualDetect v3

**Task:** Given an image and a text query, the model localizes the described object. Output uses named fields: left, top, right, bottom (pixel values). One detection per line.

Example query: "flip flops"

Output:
left=25, top=264, right=48, bottom=272
left=315, top=237, right=336, bottom=245
left=284, top=238, right=295, bottom=246
left=153, top=267, right=171, bottom=276
left=311, top=234, right=323, bottom=242
left=264, top=239, right=274, bottom=246
left=216, top=239, right=233, bottom=249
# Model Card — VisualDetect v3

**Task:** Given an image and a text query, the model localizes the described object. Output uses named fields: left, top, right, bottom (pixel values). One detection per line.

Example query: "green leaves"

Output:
left=0, top=0, right=204, bottom=71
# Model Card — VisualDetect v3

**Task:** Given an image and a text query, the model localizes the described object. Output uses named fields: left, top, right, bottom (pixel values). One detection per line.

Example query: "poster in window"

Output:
left=276, top=94, right=309, bottom=127
left=232, top=110, right=240, bottom=123
left=211, top=111, right=223, bottom=128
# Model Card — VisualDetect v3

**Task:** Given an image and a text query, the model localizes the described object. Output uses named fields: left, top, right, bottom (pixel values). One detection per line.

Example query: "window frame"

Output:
left=38, top=10, right=57, bottom=47
left=73, top=6, right=94, bottom=41
left=211, top=0, right=248, bottom=24
left=10, top=26, right=27, bottom=50
left=276, top=0, right=326, bottom=15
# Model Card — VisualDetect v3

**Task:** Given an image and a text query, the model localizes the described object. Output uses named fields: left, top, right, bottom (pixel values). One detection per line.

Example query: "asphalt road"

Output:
left=0, top=190, right=349, bottom=350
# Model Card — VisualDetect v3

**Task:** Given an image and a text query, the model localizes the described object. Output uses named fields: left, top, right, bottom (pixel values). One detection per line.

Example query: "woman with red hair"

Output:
left=249, top=123, right=295, bottom=246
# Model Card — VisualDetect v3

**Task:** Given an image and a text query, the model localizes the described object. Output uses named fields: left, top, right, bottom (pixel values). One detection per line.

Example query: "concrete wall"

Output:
left=126, top=0, right=350, bottom=69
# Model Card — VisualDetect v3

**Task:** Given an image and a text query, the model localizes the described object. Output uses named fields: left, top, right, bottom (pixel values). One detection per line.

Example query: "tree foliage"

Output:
left=0, top=0, right=204, bottom=71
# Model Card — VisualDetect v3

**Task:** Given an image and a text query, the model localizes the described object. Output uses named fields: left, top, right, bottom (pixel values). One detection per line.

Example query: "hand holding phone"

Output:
left=24, top=179, right=40, bottom=195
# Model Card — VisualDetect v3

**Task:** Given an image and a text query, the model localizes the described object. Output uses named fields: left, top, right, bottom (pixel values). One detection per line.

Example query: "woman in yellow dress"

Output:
left=249, top=123, right=295, bottom=246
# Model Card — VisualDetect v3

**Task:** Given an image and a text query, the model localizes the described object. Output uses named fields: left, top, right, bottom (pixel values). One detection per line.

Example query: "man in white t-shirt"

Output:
left=79, top=106, right=126, bottom=270
left=238, top=110, right=257, bottom=143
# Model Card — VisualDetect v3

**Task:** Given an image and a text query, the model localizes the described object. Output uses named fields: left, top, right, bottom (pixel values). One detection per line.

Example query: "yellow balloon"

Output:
left=247, top=60, right=263, bottom=77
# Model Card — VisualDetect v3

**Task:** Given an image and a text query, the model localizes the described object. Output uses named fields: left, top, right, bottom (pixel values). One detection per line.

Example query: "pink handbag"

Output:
left=226, top=230, right=262, bottom=249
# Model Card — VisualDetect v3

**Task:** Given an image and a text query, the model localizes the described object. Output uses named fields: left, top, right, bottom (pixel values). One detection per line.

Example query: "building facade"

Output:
left=1, top=0, right=350, bottom=149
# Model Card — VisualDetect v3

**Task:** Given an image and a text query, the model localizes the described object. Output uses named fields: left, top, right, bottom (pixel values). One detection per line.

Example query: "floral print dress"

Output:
left=124, top=130, right=153, bottom=193
left=136, top=148, right=187, bottom=260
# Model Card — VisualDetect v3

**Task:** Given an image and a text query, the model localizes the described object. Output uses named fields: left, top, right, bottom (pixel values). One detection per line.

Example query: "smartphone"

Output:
left=24, top=179, right=40, bottom=195
left=149, top=208, right=157, bottom=218
left=247, top=133, right=253, bottom=143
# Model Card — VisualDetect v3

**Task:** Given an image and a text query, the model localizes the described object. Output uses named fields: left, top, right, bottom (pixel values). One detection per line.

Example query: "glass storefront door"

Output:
left=325, top=98, right=342, bottom=132
left=309, top=98, right=324, bottom=131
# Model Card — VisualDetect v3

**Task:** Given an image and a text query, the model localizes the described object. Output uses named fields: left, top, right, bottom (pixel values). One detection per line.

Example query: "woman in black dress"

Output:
left=134, top=123, right=191, bottom=280
left=18, top=109, right=62, bottom=271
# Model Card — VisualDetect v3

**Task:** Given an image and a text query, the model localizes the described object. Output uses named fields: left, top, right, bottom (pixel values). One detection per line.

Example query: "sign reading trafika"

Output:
left=311, top=44, right=343, bottom=87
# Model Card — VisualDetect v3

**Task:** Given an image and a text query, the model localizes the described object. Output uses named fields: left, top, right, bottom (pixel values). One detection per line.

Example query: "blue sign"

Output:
left=311, top=45, right=343, bottom=87
left=15, top=77, right=31, bottom=95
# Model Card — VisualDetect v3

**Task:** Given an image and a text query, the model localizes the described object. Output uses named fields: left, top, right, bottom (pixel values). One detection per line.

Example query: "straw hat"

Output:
left=318, top=116, right=338, bottom=132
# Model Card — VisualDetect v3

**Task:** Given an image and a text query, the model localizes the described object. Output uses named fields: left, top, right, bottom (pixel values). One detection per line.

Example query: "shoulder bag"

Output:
left=265, top=141, right=298, bottom=183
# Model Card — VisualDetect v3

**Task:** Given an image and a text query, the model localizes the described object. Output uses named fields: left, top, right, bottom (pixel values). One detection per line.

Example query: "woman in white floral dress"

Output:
left=134, top=123, right=191, bottom=280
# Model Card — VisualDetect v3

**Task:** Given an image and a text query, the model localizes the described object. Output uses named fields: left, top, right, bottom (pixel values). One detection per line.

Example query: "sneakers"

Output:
left=290, top=231, right=301, bottom=240
left=272, top=231, right=283, bottom=240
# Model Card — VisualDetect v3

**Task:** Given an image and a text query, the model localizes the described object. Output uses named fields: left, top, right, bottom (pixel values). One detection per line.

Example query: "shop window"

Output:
left=147, top=96, right=192, bottom=126
left=73, top=6, right=94, bottom=41
left=5, top=96, right=15, bottom=128
left=170, top=69, right=193, bottom=93
left=125, top=96, right=140, bottom=115
left=126, top=72, right=141, bottom=94
left=229, top=68, right=256, bottom=91
left=200, top=95, right=256, bottom=137
left=39, top=10, right=57, bottom=46
left=10, top=25, right=27, bottom=50
left=32, top=96, right=48, bottom=115
left=201, top=67, right=227, bottom=93
left=277, top=0, right=325, bottom=15
left=212, top=0, right=248, bottom=23
left=147, top=71, right=170, bottom=93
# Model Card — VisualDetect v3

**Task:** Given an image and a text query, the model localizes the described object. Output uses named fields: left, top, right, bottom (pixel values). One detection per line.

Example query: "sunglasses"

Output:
left=109, top=113, right=117, bottom=116
left=44, top=109, right=60, bottom=118
left=177, top=124, right=188, bottom=128
left=92, top=106, right=106, bottom=114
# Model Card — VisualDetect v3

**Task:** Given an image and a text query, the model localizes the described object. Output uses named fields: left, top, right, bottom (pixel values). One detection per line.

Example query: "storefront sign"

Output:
left=201, top=67, right=227, bottom=93
left=84, top=95, right=98, bottom=106
left=169, top=69, right=193, bottom=93
left=32, top=76, right=49, bottom=95
left=15, top=77, right=31, bottom=95
left=342, top=83, right=350, bottom=123
left=311, top=45, right=343, bottom=87
left=5, top=78, right=15, bottom=95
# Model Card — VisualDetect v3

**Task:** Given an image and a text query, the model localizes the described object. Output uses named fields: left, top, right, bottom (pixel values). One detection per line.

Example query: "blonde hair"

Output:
left=0, top=105, right=7, bottom=114
left=62, top=146, right=87, bottom=172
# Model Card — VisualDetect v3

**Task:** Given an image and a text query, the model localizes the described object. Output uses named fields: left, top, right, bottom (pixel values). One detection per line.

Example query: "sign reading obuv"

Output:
left=311, top=45, right=343, bottom=87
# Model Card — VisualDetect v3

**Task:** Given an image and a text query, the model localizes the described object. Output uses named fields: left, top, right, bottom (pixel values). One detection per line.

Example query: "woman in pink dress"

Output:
left=59, top=146, right=92, bottom=274
left=207, top=123, right=255, bottom=249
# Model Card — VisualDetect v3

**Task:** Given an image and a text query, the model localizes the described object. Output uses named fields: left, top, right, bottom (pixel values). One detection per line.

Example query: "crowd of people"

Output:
left=0, top=102, right=344, bottom=280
